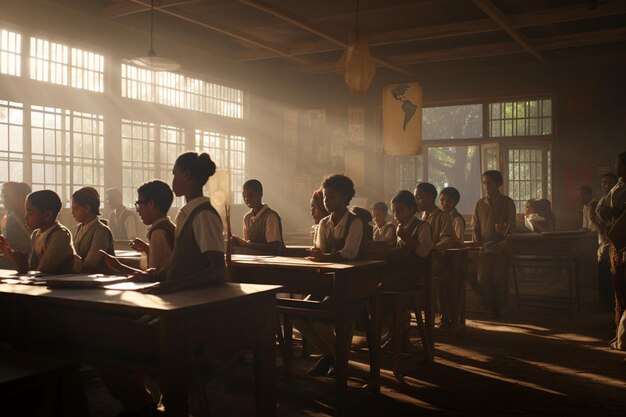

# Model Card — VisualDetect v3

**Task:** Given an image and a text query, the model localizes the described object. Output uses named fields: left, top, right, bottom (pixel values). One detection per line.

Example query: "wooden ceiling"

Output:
left=57, top=0, right=626, bottom=76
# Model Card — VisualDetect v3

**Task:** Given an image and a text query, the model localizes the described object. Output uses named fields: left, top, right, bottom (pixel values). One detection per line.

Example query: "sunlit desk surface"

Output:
left=0, top=270, right=281, bottom=417
left=229, top=255, right=384, bottom=407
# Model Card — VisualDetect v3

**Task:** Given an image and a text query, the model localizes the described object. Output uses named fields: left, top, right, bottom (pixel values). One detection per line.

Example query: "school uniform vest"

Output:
left=389, top=217, right=429, bottom=271
left=29, top=223, right=74, bottom=274
left=326, top=212, right=365, bottom=260
left=167, top=201, right=222, bottom=281
left=147, top=219, right=176, bottom=249
left=247, top=207, right=284, bottom=243
left=74, top=220, right=115, bottom=273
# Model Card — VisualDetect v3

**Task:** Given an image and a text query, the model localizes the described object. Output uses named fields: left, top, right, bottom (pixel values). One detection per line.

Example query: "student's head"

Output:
left=482, top=170, right=503, bottom=196
left=25, top=190, right=62, bottom=230
left=136, top=180, right=174, bottom=225
left=391, top=190, right=418, bottom=225
left=310, top=188, right=329, bottom=224
left=242, top=179, right=263, bottom=209
left=414, top=182, right=437, bottom=212
left=172, top=152, right=216, bottom=197
left=524, top=199, right=539, bottom=216
left=616, top=151, right=626, bottom=179
left=2, top=182, right=31, bottom=212
left=600, top=172, right=618, bottom=194
left=71, top=187, right=101, bottom=223
left=371, top=201, right=388, bottom=226
left=321, top=174, right=355, bottom=213
left=439, top=187, right=460, bottom=212
left=104, top=188, right=123, bottom=210
left=525, top=198, right=555, bottom=224
left=577, top=185, right=593, bottom=205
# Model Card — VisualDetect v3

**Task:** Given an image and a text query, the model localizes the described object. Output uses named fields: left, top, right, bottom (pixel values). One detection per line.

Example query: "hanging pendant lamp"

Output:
left=129, top=0, right=181, bottom=71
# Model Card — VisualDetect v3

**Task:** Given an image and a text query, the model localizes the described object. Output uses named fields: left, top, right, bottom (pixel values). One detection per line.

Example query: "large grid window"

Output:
left=1, top=29, right=21, bottom=76
left=31, top=106, right=104, bottom=204
left=70, top=47, right=104, bottom=92
left=121, top=62, right=244, bottom=118
left=0, top=100, right=24, bottom=182
left=507, top=145, right=551, bottom=212
left=160, top=125, right=185, bottom=207
left=396, top=155, right=423, bottom=193
left=489, top=99, right=552, bottom=137
left=423, top=104, right=483, bottom=140
left=195, top=130, right=246, bottom=204
left=121, top=119, right=156, bottom=206
left=30, top=37, right=104, bottom=92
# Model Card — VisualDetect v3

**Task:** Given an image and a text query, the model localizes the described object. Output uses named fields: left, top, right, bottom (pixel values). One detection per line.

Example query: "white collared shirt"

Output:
left=175, top=196, right=224, bottom=254
left=146, top=216, right=174, bottom=270
left=315, top=210, right=363, bottom=260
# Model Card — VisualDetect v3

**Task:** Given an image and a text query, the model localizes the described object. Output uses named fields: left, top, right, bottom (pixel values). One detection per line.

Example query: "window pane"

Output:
left=489, top=99, right=552, bottom=138
left=0, top=29, right=21, bottom=76
left=121, top=119, right=156, bottom=206
left=507, top=145, right=550, bottom=212
left=0, top=100, right=24, bottom=181
left=427, top=146, right=481, bottom=214
left=423, top=104, right=482, bottom=140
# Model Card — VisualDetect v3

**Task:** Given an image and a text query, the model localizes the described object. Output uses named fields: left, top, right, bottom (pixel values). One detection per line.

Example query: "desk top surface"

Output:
left=0, top=270, right=281, bottom=314
left=231, top=254, right=384, bottom=271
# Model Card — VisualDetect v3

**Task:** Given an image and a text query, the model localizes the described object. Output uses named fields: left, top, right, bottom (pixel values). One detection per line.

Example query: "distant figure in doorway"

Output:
left=523, top=198, right=555, bottom=233
left=472, top=170, right=516, bottom=318
left=1, top=181, right=32, bottom=255
left=105, top=188, right=140, bottom=240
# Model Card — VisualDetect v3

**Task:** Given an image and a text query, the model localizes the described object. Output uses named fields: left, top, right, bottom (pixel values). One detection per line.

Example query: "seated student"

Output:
left=105, top=188, right=140, bottom=240
left=371, top=201, right=396, bottom=245
left=472, top=170, right=516, bottom=318
left=1, top=182, right=32, bottom=256
left=295, top=174, right=364, bottom=377
left=309, top=188, right=330, bottom=244
left=439, top=187, right=465, bottom=243
left=0, top=190, right=75, bottom=274
left=71, top=187, right=115, bottom=273
left=352, top=206, right=373, bottom=242
left=579, top=185, right=597, bottom=232
left=104, top=180, right=176, bottom=276
left=99, top=153, right=225, bottom=417
left=231, top=179, right=284, bottom=255
left=523, top=198, right=555, bottom=233
left=595, top=172, right=619, bottom=311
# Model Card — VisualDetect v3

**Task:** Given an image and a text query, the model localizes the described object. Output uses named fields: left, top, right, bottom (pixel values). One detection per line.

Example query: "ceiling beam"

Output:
left=102, top=0, right=203, bottom=20
left=125, top=0, right=311, bottom=66
left=236, top=0, right=412, bottom=75
left=296, top=27, right=626, bottom=74
left=235, top=1, right=626, bottom=62
left=471, top=0, right=545, bottom=62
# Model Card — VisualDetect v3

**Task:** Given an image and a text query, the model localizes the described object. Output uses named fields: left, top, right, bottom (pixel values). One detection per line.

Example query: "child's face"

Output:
left=482, top=175, right=500, bottom=195
left=71, top=200, right=91, bottom=223
left=371, top=209, right=386, bottom=225
left=171, top=164, right=188, bottom=197
left=600, top=176, right=617, bottom=194
left=391, top=202, right=414, bottom=225
left=25, top=199, right=48, bottom=230
left=524, top=202, right=535, bottom=216
left=413, top=188, right=431, bottom=212
left=242, top=187, right=262, bottom=209
left=310, top=199, right=326, bottom=223
left=439, top=194, right=456, bottom=212
left=135, top=193, right=156, bottom=225
left=322, top=187, right=346, bottom=213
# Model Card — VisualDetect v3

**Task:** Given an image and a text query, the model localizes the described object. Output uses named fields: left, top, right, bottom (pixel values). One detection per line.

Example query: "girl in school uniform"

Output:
left=309, top=188, right=329, bottom=244
left=371, top=201, right=397, bottom=245
left=71, top=187, right=115, bottom=273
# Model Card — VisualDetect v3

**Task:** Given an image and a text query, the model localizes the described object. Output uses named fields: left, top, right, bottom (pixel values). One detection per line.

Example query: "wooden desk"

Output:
left=505, top=231, right=596, bottom=313
left=229, top=255, right=384, bottom=407
left=0, top=277, right=281, bottom=417
left=114, top=250, right=142, bottom=269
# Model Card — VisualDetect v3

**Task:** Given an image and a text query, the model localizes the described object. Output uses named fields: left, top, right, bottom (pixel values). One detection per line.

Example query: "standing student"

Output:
left=472, top=170, right=517, bottom=318
left=371, top=201, right=396, bottom=245
left=296, top=174, right=364, bottom=377
left=105, top=188, right=140, bottom=240
left=71, top=187, right=115, bottom=273
left=596, top=152, right=626, bottom=333
left=0, top=190, right=75, bottom=274
left=579, top=185, right=598, bottom=232
left=310, top=188, right=329, bottom=244
left=595, top=172, right=619, bottom=311
left=1, top=181, right=32, bottom=255
left=439, top=187, right=465, bottom=243
left=100, top=152, right=225, bottom=417
left=103, top=180, right=175, bottom=275
left=231, top=179, right=284, bottom=255
left=415, top=182, right=458, bottom=327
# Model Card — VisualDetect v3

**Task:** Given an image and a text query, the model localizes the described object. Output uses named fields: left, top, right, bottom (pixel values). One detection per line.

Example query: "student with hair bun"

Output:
left=71, top=186, right=115, bottom=273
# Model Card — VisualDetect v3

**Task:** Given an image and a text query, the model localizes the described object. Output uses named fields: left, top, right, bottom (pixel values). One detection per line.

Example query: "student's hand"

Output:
left=230, top=235, right=246, bottom=246
left=397, top=226, right=412, bottom=244
left=129, top=238, right=149, bottom=253
left=99, top=250, right=123, bottom=272
left=131, top=269, right=159, bottom=283
left=306, top=247, right=322, bottom=261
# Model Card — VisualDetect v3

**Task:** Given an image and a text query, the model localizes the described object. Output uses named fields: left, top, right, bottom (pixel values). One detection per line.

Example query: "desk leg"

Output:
left=254, top=300, right=277, bottom=417
left=334, top=283, right=350, bottom=409
left=160, top=318, right=190, bottom=417
left=367, top=285, right=381, bottom=393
